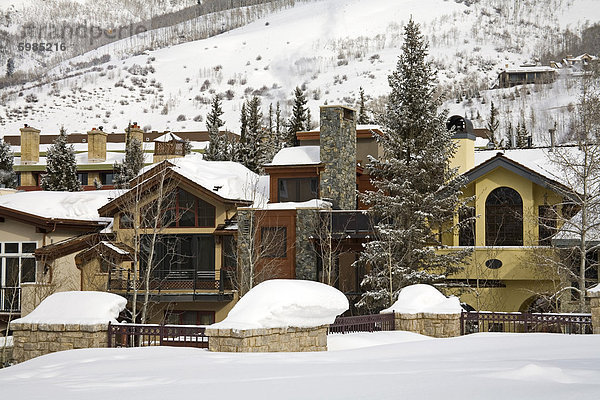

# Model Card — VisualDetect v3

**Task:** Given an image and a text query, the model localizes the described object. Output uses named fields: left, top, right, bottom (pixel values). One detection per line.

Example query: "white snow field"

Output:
left=1, top=332, right=599, bottom=399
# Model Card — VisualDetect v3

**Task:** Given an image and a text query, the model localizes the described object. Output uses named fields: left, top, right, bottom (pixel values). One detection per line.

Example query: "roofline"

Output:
left=34, top=232, right=112, bottom=260
left=0, top=206, right=109, bottom=231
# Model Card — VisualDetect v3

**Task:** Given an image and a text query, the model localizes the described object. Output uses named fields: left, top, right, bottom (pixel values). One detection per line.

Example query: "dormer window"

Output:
left=278, top=177, right=319, bottom=203
left=166, top=188, right=215, bottom=228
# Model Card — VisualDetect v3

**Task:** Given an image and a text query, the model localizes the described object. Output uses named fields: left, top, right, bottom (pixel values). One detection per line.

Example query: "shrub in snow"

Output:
left=212, top=280, right=349, bottom=330
left=12, top=291, right=126, bottom=325
left=380, top=284, right=463, bottom=314
left=177, top=114, right=187, bottom=121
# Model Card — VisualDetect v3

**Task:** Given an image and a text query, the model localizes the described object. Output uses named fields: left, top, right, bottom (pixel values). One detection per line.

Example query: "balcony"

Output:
left=107, top=268, right=235, bottom=302
left=323, top=210, right=373, bottom=239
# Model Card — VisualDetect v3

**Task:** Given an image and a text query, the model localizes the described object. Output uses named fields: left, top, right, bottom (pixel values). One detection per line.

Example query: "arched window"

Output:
left=485, top=187, right=523, bottom=246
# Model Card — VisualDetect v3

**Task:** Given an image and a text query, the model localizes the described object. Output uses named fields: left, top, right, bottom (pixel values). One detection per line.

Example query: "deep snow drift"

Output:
left=1, top=332, right=599, bottom=399
left=211, top=279, right=349, bottom=330
left=380, top=284, right=463, bottom=314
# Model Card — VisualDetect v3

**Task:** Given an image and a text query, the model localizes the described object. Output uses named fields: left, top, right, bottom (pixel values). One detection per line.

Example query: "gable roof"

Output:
left=99, top=155, right=267, bottom=216
left=0, top=191, right=115, bottom=231
left=465, top=150, right=572, bottom=195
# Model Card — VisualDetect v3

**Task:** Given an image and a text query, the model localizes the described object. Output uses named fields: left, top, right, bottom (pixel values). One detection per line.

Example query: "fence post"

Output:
left=107, top=321, right=112, bottom=348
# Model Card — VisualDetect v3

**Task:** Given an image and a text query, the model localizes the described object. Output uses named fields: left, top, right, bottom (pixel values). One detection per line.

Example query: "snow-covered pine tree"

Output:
left=0, top=139, right=16, bottom=188
left=41, top=127, right=81, bottom=191
left=204, top=95, right=228, bottom=161
left=516, top=121, right=529, bottom=148
left=286, top=86, right=307, bottom=147
left=357, top=87, right=370, bottom=124
left=237, top=96, right=265, bottom=173
left=114, top=124, right=145, bottom=189
left=355, top=19, right=470, bottom=313
left=486, top=101, right=501, bottom=148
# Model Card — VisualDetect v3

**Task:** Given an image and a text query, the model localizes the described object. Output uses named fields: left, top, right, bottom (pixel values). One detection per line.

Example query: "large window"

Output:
left=166, top=188, right=216, bottom=228
left=539, top=205, right=557, bottom=246
left=140, top=234, right=215, bottom=280
left=278, top=177, right=318, bottom=202
left=100, top=172, right=114, bottom=185
left=485, top=187, right=523, bottom=246
left=459, top=207, right=475, bottom=246
left=0, top=242, right=36, bottom=312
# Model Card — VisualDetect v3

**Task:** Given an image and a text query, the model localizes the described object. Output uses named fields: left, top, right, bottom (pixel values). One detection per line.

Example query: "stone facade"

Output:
left=393, top=312, right=461, bottom=338
left=319, top=106, right=357, bottom=210
left=10, top=322, right=108, bottom=364
left=129, top=124, right=144, bottom=144
left=590, top=291, right=600, bottom=334
left=295, top=208, right=319, bottom=280
left=205, top=325, right=328, bottom=352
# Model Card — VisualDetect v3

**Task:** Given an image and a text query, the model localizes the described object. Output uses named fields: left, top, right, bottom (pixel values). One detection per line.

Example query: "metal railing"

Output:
left=460, top=311, right=593, bottom=335
left=107, top=269, right=232, bottom=293
left=325, top=210, right=373, bottom=238
left=328, top=313, right=395, bottom=334
left=107, top=322, right=208, bottom=348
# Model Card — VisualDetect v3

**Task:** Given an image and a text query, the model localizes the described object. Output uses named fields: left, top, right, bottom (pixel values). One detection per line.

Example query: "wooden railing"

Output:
left=460, top=311, right=593, bottom=335
left=328, top=313, right=395, bottom=334
left=107, top=322, right=208, bottom=348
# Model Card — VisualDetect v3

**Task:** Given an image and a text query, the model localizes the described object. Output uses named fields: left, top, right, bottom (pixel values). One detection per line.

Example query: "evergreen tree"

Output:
left=0, top=139, right=16, bottom=188
left=356, top=19, right=470, bottom=313
left=204, top=95, right=228, bottom=161
left=505, top=121, right=514, bottom=149
left=237, top=96, right=265, bottom=173
left=41, top=127, right=81, bottom=191
left=6, top=58, right=14, bottom=78
left=275, top=101, right=283, bottom=143
left=516, top=120, right=529, bottom=148
left=114, top=124, right=145, bottom=189
left=486, top=101, right=501, bottom=148
left=357, top=87, right=370, bottom=124
left=286, top=86, right=307, bottom=146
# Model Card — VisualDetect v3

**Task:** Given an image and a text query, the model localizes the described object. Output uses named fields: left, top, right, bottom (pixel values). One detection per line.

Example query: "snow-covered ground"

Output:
left=1, top=331, right=599, bottom=399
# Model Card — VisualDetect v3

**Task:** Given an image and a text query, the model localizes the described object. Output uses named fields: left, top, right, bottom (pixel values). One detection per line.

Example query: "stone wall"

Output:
left=10, top=322, right=108, bottom=364
left=590, top=291, right=600, bottom=334
left=393, top=312, right=461, bottom=338
left=295, top=208, right=319, bottom=280
left=205, top=325, right=328, bottom=352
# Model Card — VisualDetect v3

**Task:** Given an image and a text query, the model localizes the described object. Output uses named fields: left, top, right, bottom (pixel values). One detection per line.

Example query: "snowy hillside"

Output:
left=0, top=0, right=599, bottom=144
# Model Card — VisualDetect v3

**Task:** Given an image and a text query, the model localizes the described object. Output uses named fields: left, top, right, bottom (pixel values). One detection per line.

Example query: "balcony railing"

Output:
left=107, top=268, right=234, bottom=294
left=322, top=210, right=374, bottom=238
left=0, top=287, right=20, bottom=313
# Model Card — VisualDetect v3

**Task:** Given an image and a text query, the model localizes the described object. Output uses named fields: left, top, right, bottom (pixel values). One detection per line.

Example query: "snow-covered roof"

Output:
left=154, top=132, right=184, bottom=142
left=553, top=207, right=600, bottom=245
left=0, top=190, right=117, bottom=222
left=140, top=154, right=269, bottom=204
left=11, top=291, right=127, bottom=325
left=14, top=151, right=154, bottom=166
left=380, top=284, right=463, bottom=314
left=210, top=279, right=349, bottom=330
left=258, top=199, right=332, bottom=210
left=266, top=146, right=321, bottom=166
left=100, top=241, right=130, bottom=255
left=501, top=66, right=556, bottom=73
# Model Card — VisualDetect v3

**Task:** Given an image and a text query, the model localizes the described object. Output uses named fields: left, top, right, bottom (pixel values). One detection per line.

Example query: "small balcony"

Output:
left=322, top=210, right=374, bottom=239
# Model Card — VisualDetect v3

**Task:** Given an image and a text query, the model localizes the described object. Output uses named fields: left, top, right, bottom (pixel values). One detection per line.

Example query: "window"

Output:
left=164, top=188, right=216, bottom=228
left=278, top=178, right=318, bottom=202
left=140, top=234, right=215, bottom=280
left=16, top=172, right=21, bottom=187
left=100, top=172, right=114, bottom=185
left=261, top=227, right=287, bottom=258
left=459, top=207, right=475, bottom=246
left=485, top=187, right=523, bottom=246
left=539, top=205, right=557, bottom=246
left=119, top=212, right=134, bottom=229
left=77, top=172, right=89, bottom=186
left=222, top=236, right=237, bottom=270
left=0, top=242, right=37, bottom=312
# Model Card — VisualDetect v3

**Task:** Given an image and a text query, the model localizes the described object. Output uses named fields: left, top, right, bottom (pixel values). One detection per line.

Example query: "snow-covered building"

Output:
left=497, top=66, right=557, bottom=88
left=0, top=190, right=114, bottom=332
left=6, top=124, right=236, bottom=190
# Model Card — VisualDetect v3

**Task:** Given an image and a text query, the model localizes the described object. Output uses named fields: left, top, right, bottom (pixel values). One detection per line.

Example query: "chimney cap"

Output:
left=24, top=123, right=28, bottom=128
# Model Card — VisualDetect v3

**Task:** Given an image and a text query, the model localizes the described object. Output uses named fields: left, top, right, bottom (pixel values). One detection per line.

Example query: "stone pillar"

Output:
left=295, top=208, right=319, bottom=280
left=20, top=125, right=40, bottom=164
left=204, top=326, right=328, bottom=352
left=87, top=127, right=107, bottom=162
left=319, top=106, right=356, bottom=210
left=128, top=123, right=144, bottom=144
left=393, top=312, right=461, bottom=338
left=589, top=290, right=600, bottom=334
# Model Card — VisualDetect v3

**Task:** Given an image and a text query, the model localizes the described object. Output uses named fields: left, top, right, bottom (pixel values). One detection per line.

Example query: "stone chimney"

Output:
left=20, top=124, right=41, bottom=165
left=128, top=122, right=144, bottom=144
left=319, top=105, right=357, bottom=210
left=87, top=127, right=107, bottom=162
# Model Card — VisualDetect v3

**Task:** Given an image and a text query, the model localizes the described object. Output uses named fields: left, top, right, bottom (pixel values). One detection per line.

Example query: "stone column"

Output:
left=319, top=106, right=356, bottom=210
left=20, top=125, right=41, bottom=164
left=295, top=208, right=319, bottom=280
left=128, top=123, right=144, bottom=144
left=87, top=128, right=108, bottom=162
left=589, top=290, right=600, bottom=334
